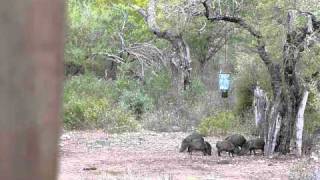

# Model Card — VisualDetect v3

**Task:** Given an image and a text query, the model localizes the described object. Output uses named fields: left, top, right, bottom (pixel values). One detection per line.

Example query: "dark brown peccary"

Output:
left=187, top=139, right=211, bottom=156
left=216, top=140, right=237, bottom=157
left=204, top=141, right=212, bottom=155
left=246, top=138, right=265, bottom=155
left=179, top=132, right=205, bottom=153
left=225, top=134, right=247, bottom=151
left=302, top=134, right=313, bottom=155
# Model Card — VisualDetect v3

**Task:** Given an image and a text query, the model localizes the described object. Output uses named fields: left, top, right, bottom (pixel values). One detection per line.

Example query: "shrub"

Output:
left=304, top=111, right=320, bottom=134
left=63, top=74, right=142, bottom=132
left=63, top=75, right=113, bottom=129
left=101, top=108, right=141, bottom=133
left=64, top=96, right=109, bottom=129
left=64, top=74, right=115, bottom=100
left=144, top=70, right=171, bottom=105
left=119, top=90, right=153, bottom=117
left=197, top=111, right=236, bottom=135
left=234, top=54, right=271, bottom=114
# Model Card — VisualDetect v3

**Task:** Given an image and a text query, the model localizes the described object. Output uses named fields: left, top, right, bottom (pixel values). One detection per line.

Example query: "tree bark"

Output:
left=253, top=86, right=269, bottom=138
left=0, top=1, right=64, bottom=179
left=295, top=90, right=309, bottom=156
left=138, top=0, right=191, bottom=94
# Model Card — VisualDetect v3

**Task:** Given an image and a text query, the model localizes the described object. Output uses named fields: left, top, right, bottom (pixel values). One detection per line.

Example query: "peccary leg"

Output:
left=253, top=150, right=256, bottom=155
left=202, top=150, right=206, bottom=156
left=218, top=151, right=221, bottom=156
left=187, top=146, right=192, bottom=155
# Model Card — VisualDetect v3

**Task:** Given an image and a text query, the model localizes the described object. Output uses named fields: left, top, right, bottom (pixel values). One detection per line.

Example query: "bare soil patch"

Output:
left=58, top=130, right=316, bottom=180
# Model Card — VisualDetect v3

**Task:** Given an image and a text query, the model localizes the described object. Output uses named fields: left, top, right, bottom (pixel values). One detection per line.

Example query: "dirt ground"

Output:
left=58, top=130, right=318, bottom=180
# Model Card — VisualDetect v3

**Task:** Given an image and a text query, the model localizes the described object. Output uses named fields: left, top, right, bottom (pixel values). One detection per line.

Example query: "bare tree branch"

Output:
left=202, top=0, right=273, bottom=69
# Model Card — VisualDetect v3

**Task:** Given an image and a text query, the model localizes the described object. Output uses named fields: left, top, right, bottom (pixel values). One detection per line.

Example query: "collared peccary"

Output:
left=216, top=140, right=238, bottom=157
left=302, top=134, right=313, bottom=155
left=204, top=141, right=212, bottom=155
left=179, top=132, right=207, bottom=154
left=243, top=138, right=265, bottom=155
left=187, top=140, right=212, bottom=156
left=225, top=134, right=247, bottom=150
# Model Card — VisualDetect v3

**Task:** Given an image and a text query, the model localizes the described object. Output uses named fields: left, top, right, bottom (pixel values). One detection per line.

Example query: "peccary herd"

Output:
left=179, top=133, right=265, bottom=157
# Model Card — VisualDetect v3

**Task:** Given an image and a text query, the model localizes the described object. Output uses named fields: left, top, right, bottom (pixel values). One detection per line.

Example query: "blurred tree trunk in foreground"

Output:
left=0, top=1, right=64, bottom=180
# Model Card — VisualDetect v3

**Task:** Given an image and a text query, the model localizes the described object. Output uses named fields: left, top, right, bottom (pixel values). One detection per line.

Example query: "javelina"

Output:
left=179, top=132, right=205, bottom=153
left=302, top=134, right=313, bottom=155
left=216, top=140, right=237, bottom=157
left=225, top=134, right=247, bottom=150
left=244, top=138, right=265, bottom=155
left=204, top=141, right=212, bottom=155
left=187, top=140, right=212, bottom=156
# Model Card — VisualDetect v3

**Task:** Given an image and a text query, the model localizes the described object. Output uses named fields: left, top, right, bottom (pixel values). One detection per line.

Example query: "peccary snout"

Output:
left=216, top=140, right=237, bottom=157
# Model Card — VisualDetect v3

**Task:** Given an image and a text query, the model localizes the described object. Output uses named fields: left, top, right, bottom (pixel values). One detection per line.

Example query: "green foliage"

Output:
left=119, top=90, right=153, bottom=116
left=64, top=74, right=115, bottom=100
left=63, top=75, right=113, bottom=129
left=64, top=95, right=109, bottom=129
left=144, top=70, right=171, bottom=104
left=63, top=75, right=139, bottom=132
left=65, top=0, right=151, bottom=75
left=197, top=111, right=236, bottom=135
left=234, top=52, right=271, bottom=113
left=113, top=75, right=155, bottom=117
left=101, top=108, right=141, bottom=133
left=184, top=78, right=206, bottom=104
left=304, top=111, right=320, bottom=134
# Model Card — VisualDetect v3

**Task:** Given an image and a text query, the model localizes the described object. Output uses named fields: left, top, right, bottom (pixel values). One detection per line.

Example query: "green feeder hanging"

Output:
left=219, top=34, right=232, bottom=98
left=219, top=71, right=231, bottom=98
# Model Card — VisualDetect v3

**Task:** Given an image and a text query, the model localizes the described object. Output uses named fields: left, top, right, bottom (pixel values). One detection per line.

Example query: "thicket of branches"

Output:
left=64, top=0, right=320, bottom=155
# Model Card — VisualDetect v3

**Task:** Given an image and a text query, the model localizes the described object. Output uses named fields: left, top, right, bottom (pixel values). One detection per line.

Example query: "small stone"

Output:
left=217, top=160, right=231, bottom=164
left=83, top=167, right=97, bottom=171
left=60, top=134, right=71, bottom=140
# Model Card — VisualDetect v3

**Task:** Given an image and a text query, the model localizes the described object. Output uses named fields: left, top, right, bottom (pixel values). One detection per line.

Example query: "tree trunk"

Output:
left=171, top=36, right=192, bottom=91
left=0, top=1, right=64, bottom=179
left=265, top=93, right=283, bottom=156
left=276, top=10, right=303, bottom=154
left=253, top=86, right=269, bottom=138
left=170, top=60, right=184, bottom=95
left=296, top=90, right=309, bottom=156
